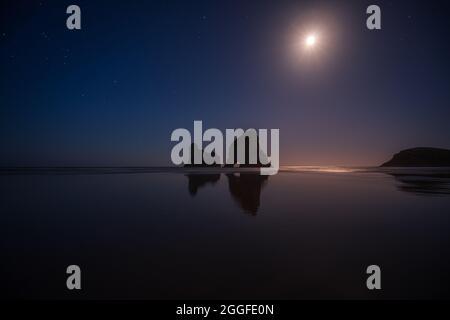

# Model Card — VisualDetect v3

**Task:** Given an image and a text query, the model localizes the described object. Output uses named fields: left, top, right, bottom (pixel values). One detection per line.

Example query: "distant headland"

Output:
left=381, top=147, right=450, bottom=167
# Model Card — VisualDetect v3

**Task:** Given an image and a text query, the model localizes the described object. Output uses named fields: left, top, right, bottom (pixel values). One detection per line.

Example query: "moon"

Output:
left=305, top=34, right=317, bottom=48
left=289, top=27, right=329, bottom=65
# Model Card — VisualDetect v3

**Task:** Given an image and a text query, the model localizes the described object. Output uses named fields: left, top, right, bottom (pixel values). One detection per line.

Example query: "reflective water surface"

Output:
left=1, top=167, right=450, bottom=299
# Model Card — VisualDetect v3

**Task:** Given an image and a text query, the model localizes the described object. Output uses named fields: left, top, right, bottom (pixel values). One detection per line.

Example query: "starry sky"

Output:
left=1, top=0, right=449, bottom=166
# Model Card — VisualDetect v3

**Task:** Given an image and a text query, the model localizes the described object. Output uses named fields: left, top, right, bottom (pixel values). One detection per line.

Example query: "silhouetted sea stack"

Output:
left=224, top=135, right=270, bottom=168
left=381, top=147, right=450, bottom=167
left=184, top=143, right=222, bottom=167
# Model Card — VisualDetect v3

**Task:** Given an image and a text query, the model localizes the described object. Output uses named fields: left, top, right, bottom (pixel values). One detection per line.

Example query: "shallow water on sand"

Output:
left=1, top=167, right=450, bottom=299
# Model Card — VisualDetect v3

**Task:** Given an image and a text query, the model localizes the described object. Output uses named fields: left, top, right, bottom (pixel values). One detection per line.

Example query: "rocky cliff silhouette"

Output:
left=381, top=147, right=450, bottom=167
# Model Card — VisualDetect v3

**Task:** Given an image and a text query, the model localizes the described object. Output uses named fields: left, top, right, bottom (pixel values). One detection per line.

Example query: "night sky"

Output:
left=1, top=0, right=449, bottom=166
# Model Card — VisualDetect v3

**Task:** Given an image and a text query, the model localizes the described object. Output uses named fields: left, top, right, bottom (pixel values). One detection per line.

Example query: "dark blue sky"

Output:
left=1, top=0, right=449, bottom=166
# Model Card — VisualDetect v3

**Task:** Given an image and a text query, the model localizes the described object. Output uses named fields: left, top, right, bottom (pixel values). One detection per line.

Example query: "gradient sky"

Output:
left=1, top=0, right=449, bottom=166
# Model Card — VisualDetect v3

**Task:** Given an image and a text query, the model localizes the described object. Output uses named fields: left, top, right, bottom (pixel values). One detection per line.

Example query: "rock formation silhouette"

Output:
left=184, top=133, right=271, bottom=168
left=381, top=147, right=450, bottom=167
left=184, top=143, right=221, bottom=167
left=224, top=135, right=270, bottom=168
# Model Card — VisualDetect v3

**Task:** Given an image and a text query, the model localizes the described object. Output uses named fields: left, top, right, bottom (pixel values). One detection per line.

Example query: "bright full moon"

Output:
left=305, top=34, right=317, bottom=47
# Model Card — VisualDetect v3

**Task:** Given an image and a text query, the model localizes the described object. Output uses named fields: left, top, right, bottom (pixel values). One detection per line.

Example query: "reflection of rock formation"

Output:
left=185, top=173, right=269, bottom=214
left=226, top=174, right=269, bottom=215
left=186, top=174, right=221, bottom=196
left=388, top=173, right=450, bottom=195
